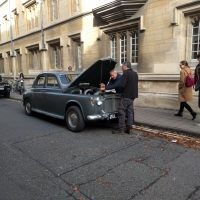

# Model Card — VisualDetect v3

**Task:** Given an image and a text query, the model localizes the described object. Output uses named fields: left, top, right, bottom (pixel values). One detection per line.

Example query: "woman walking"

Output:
left=174, top=60, right=197, bottom=120
left=18, top=72, right=25, bottom=95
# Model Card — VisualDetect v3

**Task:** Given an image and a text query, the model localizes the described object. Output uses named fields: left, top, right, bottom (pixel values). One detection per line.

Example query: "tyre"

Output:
left=24, top=99, right=33, bottom=116
left=4, top=92, right=10, bottom=98
left=66, top=106, right=85, bottom=132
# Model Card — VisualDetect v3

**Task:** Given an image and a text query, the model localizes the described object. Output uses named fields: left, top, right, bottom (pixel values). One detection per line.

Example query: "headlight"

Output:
left=96, top=97, right=103, bottom=106
left=97, top=101, right=102, bottom=105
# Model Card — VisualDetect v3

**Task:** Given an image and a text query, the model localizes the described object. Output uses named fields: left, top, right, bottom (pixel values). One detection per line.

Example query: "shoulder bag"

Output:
left=183, top=68, right=195, bottom=87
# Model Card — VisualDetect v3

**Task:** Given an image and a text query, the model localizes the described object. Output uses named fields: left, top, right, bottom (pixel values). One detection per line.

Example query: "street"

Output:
left=0, top=97, right=200, bottom=200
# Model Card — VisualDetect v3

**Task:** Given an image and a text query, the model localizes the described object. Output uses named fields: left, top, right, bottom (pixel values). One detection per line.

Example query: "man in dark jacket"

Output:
left=100, top=70, right=122, bottom=93
left=112, top=61, right=138, bottom=134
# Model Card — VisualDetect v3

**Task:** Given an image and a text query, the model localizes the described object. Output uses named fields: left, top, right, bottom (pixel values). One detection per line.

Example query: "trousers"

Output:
left=118, top=98, right=134, bottom=131
left=199, top=91, right=200, bottom=108
left=179, top=102, right=193, bottom=113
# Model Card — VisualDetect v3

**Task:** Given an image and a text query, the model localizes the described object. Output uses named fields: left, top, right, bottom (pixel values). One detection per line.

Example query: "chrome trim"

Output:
left=87, top=110, right=110, bottom=121
left=87, top=115, right=102, bottom=120
left=32, top=108, right=64, bottom=119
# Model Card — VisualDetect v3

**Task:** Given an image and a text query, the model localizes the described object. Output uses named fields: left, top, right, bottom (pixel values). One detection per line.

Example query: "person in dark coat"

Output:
left=194, top=54, right=200, bottom=109
left=112, top=61, right=138, bottom=134
left=100, top=70, right=122, bottom=93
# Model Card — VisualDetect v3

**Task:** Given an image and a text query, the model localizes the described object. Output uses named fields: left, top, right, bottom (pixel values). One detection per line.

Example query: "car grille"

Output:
left=103, top=97, right=120, bottom=113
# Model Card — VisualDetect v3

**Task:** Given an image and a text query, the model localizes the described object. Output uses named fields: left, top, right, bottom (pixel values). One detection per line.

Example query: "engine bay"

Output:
left=66, top=83, right=117, bottom=96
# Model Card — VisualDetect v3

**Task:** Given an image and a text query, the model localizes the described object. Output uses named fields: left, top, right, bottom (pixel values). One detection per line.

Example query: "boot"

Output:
left=125, top=126, right=132, bottom=134
left=191, top=111, right=197, bottom=120
left=174, top=112, right=183, bottom=117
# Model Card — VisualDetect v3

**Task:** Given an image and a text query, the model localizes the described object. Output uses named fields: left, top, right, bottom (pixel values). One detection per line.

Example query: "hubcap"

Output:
left=68, top=111, right=78, bottom=128
left=26, top=102, right=31, bottom=114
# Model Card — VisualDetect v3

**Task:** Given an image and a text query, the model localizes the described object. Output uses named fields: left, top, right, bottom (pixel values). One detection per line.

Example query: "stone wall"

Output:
left=0, top=0, right=200, bottom=112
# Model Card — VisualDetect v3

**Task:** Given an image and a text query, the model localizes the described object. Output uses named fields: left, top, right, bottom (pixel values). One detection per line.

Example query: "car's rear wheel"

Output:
left=66, top=106, right=85, bottom=132
left=25, top=99, right=33, bottom=116
left=4, top=92, right=10, bottom=98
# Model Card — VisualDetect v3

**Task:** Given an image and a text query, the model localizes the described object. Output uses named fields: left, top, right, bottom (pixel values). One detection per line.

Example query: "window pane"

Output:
left=192, top=35, right=199, bottom=43
left=47, top=76, right=59, bottom=87
left=131, top=33, right=138, bottom=63
left=193, top=27, right=199, bottom=35
left=192, top=44, right=198, bottom=51
left=191, top=51, right=198, bottom=59
left=78, top=46, right=81, bottom=68
left=110, top=37, right=117, bottom=60
left=36, top=76, right=45, bottom=87
left=120, top=34, right=127, bottom=64
left=193, top=20, right=199, bottom=28
left=191, top=19, right=200, bottom=59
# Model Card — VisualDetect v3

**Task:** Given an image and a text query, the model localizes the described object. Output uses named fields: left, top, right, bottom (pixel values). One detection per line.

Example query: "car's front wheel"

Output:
left=25, top=99, right=33, bottom=116
left=4, top=92, right=10, bottom=98
left=66, top=106, right=85, bottom=132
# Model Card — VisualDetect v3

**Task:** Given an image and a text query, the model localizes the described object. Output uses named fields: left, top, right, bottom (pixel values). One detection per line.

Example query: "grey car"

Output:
left=0, top=79, right=11, bottom=98
left=23, top=57, right=120, bottom=132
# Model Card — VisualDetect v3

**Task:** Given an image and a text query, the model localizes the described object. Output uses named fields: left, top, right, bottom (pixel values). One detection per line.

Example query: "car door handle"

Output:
left=42, top=90, right=46, bottom=93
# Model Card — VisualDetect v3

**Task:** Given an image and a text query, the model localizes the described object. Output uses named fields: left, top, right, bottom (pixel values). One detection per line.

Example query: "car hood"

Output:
left=68, top=57, right=117, bottom=88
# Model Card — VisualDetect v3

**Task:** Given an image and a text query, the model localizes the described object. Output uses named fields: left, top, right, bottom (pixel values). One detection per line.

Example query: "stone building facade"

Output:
left=0, top=0, right=200, bottom=112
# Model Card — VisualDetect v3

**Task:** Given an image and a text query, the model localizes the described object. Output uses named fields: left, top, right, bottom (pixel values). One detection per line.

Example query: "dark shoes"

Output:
left=174, top=111, right=197, bottom=120
left=191, top=112, right=197, bottom=120
left=125, top=127, right=132, bottom=134
left=112, top=127, right=133, bottom=135
left=174, top=112, right=183, bottom=117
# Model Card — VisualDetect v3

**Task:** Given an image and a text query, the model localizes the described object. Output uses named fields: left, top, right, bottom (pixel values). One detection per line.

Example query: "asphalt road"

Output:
left=0, top=97, right=200, bottom=200
left=0, top=96, right=66, bottom=142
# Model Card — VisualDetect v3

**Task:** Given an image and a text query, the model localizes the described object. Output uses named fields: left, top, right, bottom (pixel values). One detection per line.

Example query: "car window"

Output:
left=47, top=75, right=59, bottom=88
left=35, top=76, right=45, bottom=87
left=59, top=74, right=77, bottom=85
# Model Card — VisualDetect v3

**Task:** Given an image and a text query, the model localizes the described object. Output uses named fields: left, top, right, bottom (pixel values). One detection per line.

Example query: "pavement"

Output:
left=10, top=91, right=200, bottom=137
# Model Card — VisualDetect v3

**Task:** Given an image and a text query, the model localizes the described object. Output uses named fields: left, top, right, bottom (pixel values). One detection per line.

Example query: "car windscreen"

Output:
left=59, top=74, right=77, bottom=85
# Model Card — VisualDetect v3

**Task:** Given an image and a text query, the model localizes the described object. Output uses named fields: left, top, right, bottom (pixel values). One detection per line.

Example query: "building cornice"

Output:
left=92, top=0, right=147, bottom=24
left=171, top=0, right=200, bottom=25
left=0, top=0, right=6, bottom=6
left=99, top=16, right=140, bottom=34
left=22, top=0, right=37, bottom=7
left=176, top=0, right=200, bottom=9
left=0, top=11, right=92, bottom=46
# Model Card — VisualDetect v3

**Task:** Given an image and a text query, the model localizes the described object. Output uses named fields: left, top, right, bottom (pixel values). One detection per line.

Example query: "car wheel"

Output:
left=66, top=106, right=85, bottom=132
left=4, top=92, right=10, bottom=98
left=25, top=99, right=33, bottom=116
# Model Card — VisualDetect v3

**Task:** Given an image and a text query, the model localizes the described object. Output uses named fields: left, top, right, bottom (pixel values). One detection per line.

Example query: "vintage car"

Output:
left=0, top=78, right=11, bottom=98
left=23, top=57, right=121, bottom=132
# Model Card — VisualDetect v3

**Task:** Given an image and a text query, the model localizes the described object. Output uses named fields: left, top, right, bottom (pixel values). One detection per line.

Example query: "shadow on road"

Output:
left=29, top=112, right=116, bottom=132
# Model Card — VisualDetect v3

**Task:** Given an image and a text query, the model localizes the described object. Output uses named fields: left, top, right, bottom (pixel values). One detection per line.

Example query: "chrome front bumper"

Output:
left=87, top=110, right=117, bottom=121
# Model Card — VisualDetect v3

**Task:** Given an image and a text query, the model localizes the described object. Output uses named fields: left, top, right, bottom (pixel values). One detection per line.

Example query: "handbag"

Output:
left=183, top=68, right=195, bottom=87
